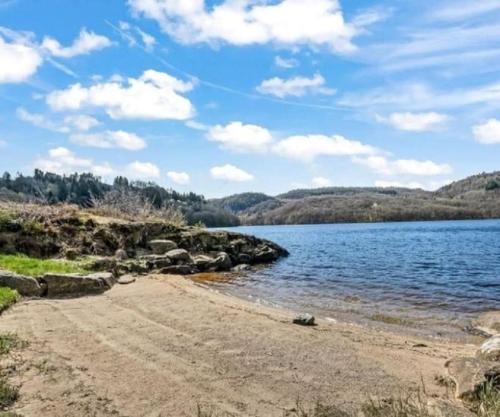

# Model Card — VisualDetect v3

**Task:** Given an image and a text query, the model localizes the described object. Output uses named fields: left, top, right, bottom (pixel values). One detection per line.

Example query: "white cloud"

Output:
left=429, top=1, right=500, bottom=22
left=136, top=28, right=156, bottom=50
left=129, top=0, right=361, bottom=53
left=127, top=161, right=160, bottom=179
left=256, top=74, right=335, bottom=98
left=70, top=130, right=147, bottom=151
left=34, top=147, right=114, bottom=176
left=472, top=119, right=500, bottom=144
left=354, top=155, right=452, bottom=176
left=63, top=114, right=100, bottom=131
left=17, top=108, right=99, bottom=133
left=117, top=21, right=156, bottom=51
left=208, top=122, right=272, bottom=153
left=273, top=134, right=377, bottom=162
left=167, top=171, right=190, bottom=185
left=275, top=56, right=298, bottom=69
left=210, top=164, right=254, bottom=182
left=41, top=29, right=112, bottom=58
left=311, top=177, right=333, bottom=187
left=0, top=36, right=42, bottom=83
left=339, top=81, right=500, bottom=111
left=185, top=120, right=209, bottom=131
left=46, top=70, right=195, bottom=120
left=376, top=112, right=449, bottom=132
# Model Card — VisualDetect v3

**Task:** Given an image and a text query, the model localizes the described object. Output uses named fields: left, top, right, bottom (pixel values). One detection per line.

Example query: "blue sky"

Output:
left=0, top=0, right=499, bottom=197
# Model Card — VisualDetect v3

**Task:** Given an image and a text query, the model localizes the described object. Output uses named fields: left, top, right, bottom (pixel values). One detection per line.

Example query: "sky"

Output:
left=0, top=0, right=499, bottom=198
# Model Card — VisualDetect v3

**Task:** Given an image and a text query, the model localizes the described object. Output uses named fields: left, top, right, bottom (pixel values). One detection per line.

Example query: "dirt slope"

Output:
left=0, top=276, right=476, bottom=417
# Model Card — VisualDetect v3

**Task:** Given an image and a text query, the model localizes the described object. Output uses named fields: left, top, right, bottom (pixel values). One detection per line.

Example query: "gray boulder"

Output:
left=477, top=335, right=500, bottom=361
left=0, top=270, right=42, bottom=297
left=42, top=273, right=110, bottom=297
left=166, top=249, right=191, bottom=262
left=115, top=249, right=128, bottom=260
left=192, top=255, right=213, bottom=270
left=293, top=313, right=315, bottom=326
left=232, top=264, right=251, bottom=272
left=142, top=255, right=172, bottom=270
left=207, top=252, right=232, bottom=271
left=159, top=265, right=195, bottom=275
left=473, top=311, right=500, bottom=337
left=446, top=357, right=498, bottom=399
left=117, top=275, right=136, bottom=285
left=253, top=246, right=279, bottom=263
left=237, top=253, right=252, bottom=264
left=149, top=240, right=177, bottom=255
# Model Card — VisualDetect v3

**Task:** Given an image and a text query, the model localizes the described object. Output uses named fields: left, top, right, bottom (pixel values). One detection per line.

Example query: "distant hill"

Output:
left=210, top=172, right=500, bottom=225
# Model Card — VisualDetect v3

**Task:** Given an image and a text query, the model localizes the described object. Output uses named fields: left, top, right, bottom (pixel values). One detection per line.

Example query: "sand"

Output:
left=0, top=275, right=478, bottom=417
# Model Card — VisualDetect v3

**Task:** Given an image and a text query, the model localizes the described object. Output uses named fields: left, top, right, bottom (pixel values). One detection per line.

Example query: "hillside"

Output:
left=0, top=170, right=239, bottom=227
left=211, top=171, right=500, bottom=225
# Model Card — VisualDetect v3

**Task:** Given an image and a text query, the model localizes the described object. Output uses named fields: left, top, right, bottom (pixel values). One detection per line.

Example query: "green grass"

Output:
left=0, top=254, right=90, bottom=277
left=0, top=334, right=26, bottom=356
left=0, top=378, right=18, bottom=410
left=472, top=382, right=500, bottom=417
left=0, top=289, right=19, bottom=314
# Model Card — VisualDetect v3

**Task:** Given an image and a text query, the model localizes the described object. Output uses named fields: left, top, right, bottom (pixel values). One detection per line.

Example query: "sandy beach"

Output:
left=0, top=275, right=479, bottom=417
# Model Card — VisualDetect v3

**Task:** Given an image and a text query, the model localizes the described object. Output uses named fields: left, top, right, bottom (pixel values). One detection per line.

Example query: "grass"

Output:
left=0, top=254, right=90, bottom=277
left=0, top=334, right=26, bottom=412
left=0, top=290, right=19, bottom=314
left=0, top=334, right=26, bottom=356
left=472, top=382, right=500, bottom=417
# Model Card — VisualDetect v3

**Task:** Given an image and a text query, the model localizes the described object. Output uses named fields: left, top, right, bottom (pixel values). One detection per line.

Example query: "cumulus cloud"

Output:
left=128, top=0, right=360, bottom=53
left=312, top=177, right=333, bottom=187
left=167, top=171, right=190, bottom=185
left=41, top=29, right=112, bottom=58
left=376, top=112, right=449, bottom=132
left=46, top=70, right=196, bottom=120
left=354, top=155, right=452, bottom=176
left=273, top=134, right=377, bottom=162
left=34, top=147, right=114, bottom=176
left=208, top=122, right=273, bottom=153
left=472, top=119, right=500, bottom=144
left=210, top=164, right=254, bottom=182
left=17, top=108, right=99, bottom=133
left=70, top=130, right=147, bottom=151
left=0, top=36, right=42, bottom=83
left=127, top=161, right=160, bottom=179
left=275, top=56, right=298, bottom=69
left=256, top=74, right=335, bottom=98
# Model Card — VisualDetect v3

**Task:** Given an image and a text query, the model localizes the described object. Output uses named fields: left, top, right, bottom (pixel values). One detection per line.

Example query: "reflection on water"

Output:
left=206, top=220, right=500, bottom=334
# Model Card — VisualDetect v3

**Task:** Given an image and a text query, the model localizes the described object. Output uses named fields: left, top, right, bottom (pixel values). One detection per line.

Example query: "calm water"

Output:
left=211, top=220, right=500, bottom=332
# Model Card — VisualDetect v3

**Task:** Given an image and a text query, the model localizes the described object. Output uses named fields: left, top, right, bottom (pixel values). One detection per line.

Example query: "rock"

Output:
left=159, top=265, right=196, bottom=275
left=115, top=249, right=128, bottom=260
left=207, top=252, right=232, bottom=271
left=117, top=260, right=149, bottom=275
left=42, top=273, right=110, bottom=297
left=232, top=264, right=251, bottom=272
left=88, top=257, right=117, bottom=272
left=253, top=245, right=279, bottom=263
left=237, top=253, right=252, bottom=264
left=117, top=275, right=136, bottom=285
left=446, top=357, right=497, bottom=399
left=166, top=249, right=191, bottom=262
left=149, top=240, right=177, bottom=255
left=64, top=248, right=79, bottom=260
left=192, top=255, right=213, bottom=270
left=477, top=335, right=500, bottom=361
left=473, top=311, right=500, bottom=337
left=0, top=270, right=42, bottom=297
left=144, top=255, right=172, bottom=270
left=85, top=272, right=115, bottom=288
left=293, top=313, right=315, bottom=326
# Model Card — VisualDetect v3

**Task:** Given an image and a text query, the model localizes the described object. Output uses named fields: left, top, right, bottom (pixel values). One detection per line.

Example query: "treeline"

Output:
left=0, top=170, right=240, bottom=227
left=210, top=171, right=500, bottom=225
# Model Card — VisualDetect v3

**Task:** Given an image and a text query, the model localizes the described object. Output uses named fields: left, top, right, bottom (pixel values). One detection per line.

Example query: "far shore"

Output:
left=0, top=274, right=481, bottom=417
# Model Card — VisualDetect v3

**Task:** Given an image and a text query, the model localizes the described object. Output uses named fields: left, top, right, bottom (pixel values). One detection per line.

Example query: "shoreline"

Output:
left=0, top=274, right=482, bottom=416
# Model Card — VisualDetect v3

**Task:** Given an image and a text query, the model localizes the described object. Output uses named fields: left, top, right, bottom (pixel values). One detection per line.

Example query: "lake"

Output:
left=210, top=220, right=500, bottom=335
